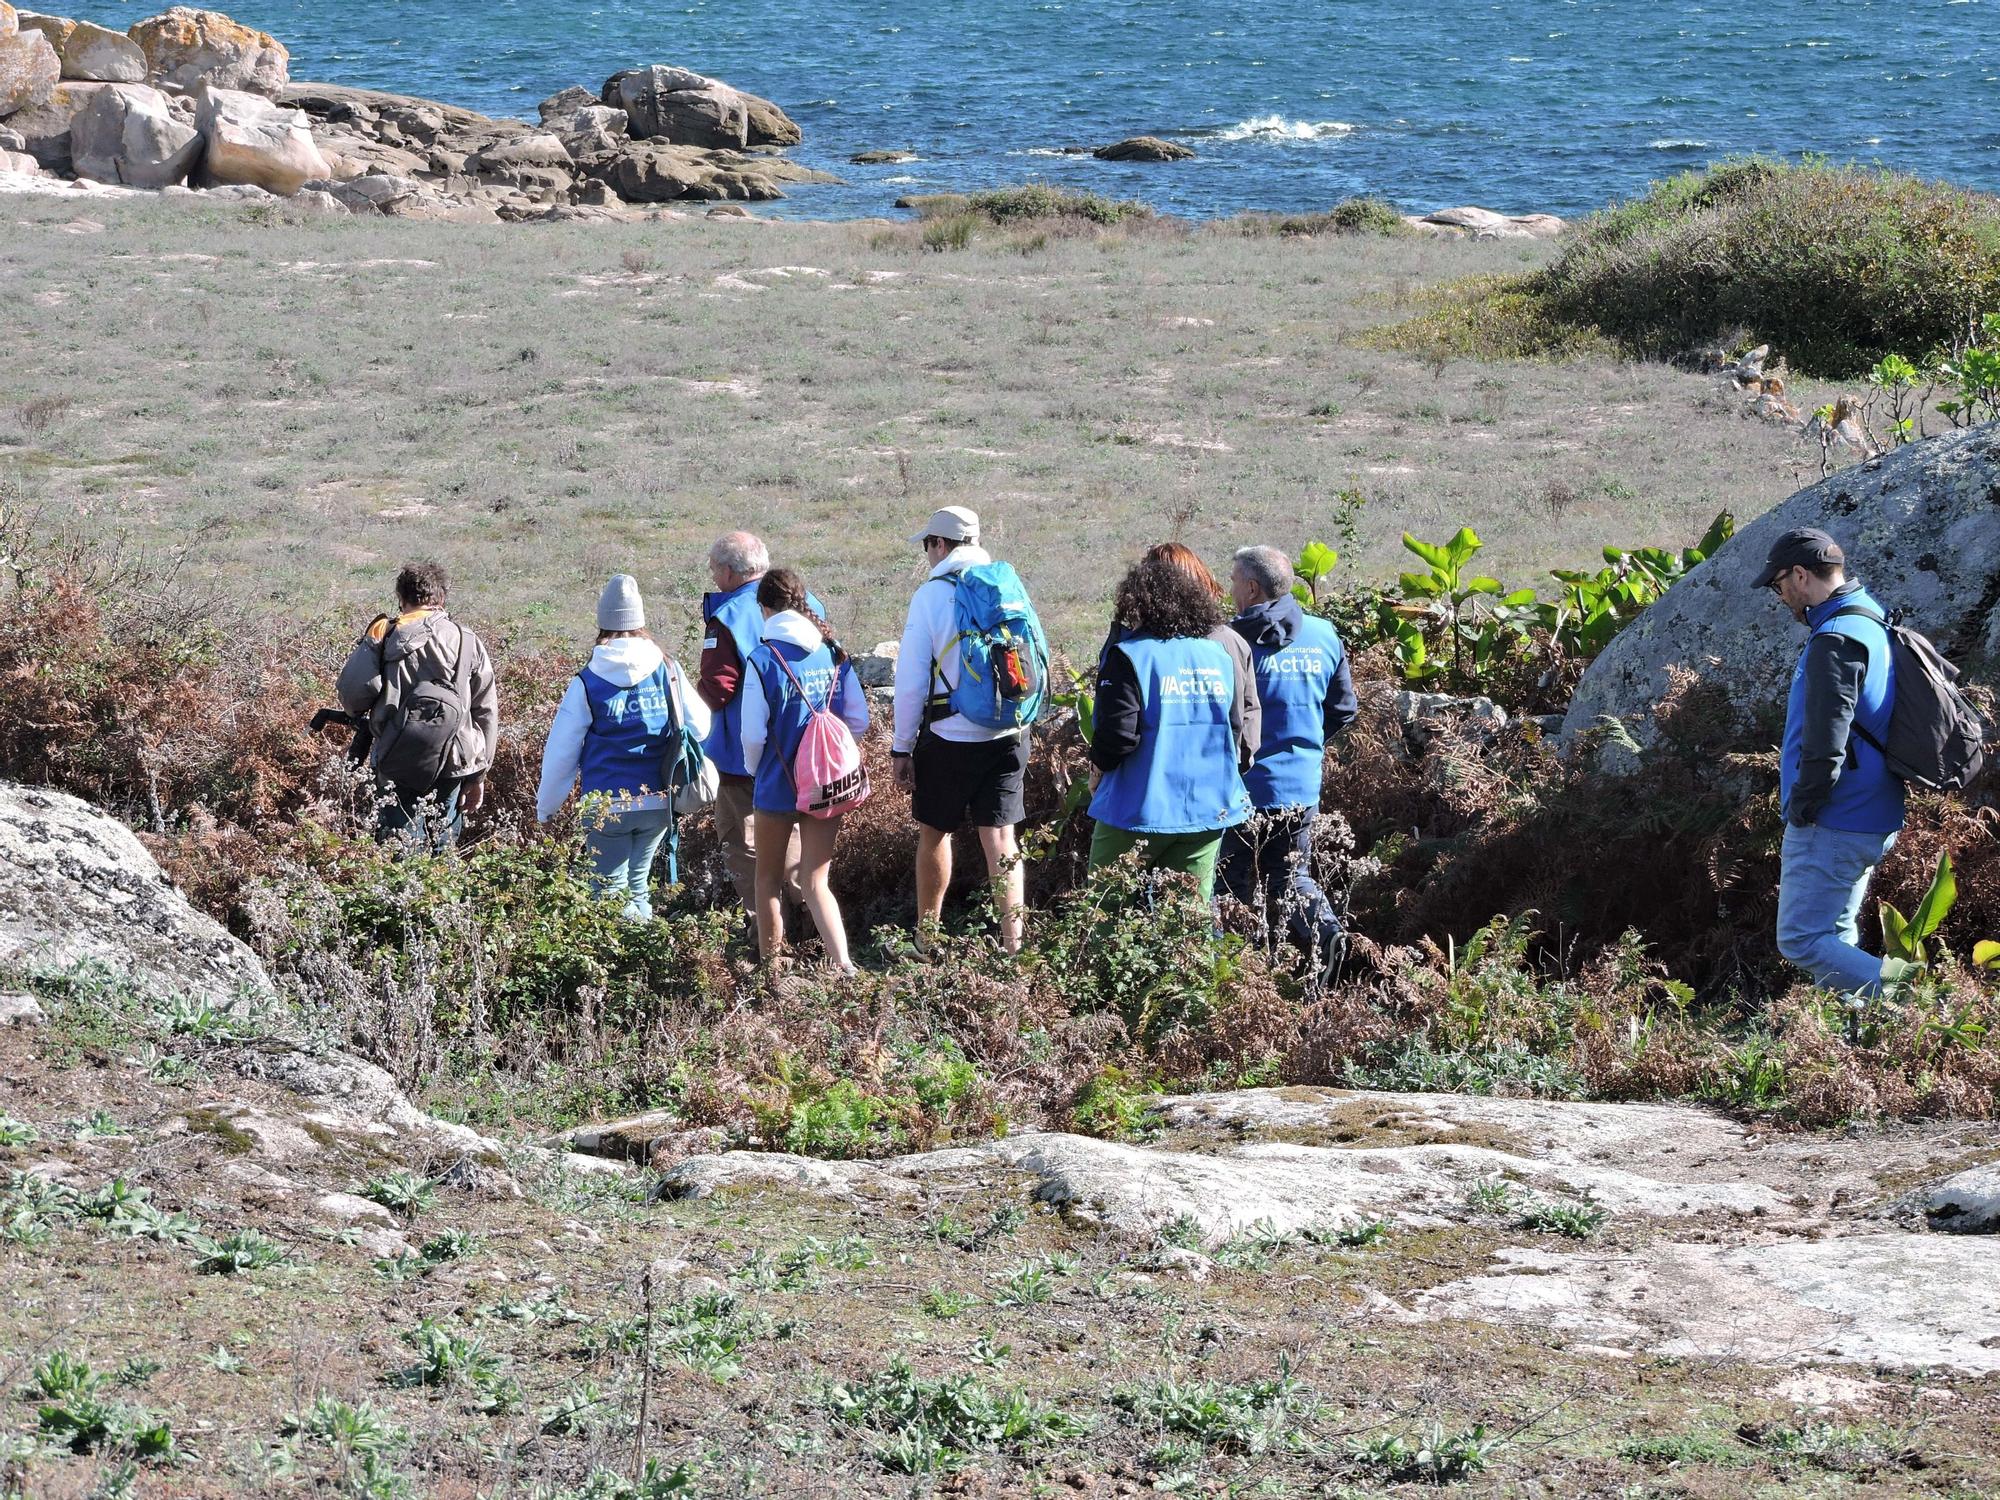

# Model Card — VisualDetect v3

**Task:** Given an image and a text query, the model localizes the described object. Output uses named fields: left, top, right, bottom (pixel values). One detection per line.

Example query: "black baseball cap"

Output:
left=1751, top=527, right=1844, bottom=589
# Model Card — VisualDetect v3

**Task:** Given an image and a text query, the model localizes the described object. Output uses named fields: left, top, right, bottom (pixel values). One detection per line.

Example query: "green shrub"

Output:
left=965, top=183, right=1151, bottom=226
left=1274, top=196, right=1412, bottom=237
left=921, top=214, right=976, bottom=252
left=1068, top=1066, right=1163, bottom=1141
left=1114, top=1366, right=1311, bottom=1454
left=1360, top=274, right=1611, bottom=363
left=1535, top=158, right=2000, bottom=374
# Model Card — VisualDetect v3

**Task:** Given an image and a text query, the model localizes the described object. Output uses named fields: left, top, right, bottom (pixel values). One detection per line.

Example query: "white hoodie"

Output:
left=891, top=543, right=1019, bottom=753
left=535, top=637, right=711, bottom=822
left=740, top=610, right=871, bottom=777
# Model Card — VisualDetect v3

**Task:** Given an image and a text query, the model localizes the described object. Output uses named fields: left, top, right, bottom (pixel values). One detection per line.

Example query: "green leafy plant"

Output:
left=1346, top=1421, right=1501, bottom=1483
left=359, top=1171, right=439, bottom=1217
left=993, top=1261, right=1054, bottom=1307
left=1880, top=848, right=1956, bottom=968
left=0, top=1115, right=38, bottom=1147
left=1866, top=352, right=1927, bottom=445
left=1114, top=1364, right=1311, bottom=1455
left=919, top=1286, right=976, bottom=1319
left=1069, top=1067, right=1163, bottom=1142
left=1518, top=1198, right=1610, bottom=1238
left=194, top=1227, right=288, bottom=1274
left=1393, top=527, right=1540, bottom=687
left=1292, top=540, right=1340, bottom=607
left=1937, top=314, right=2000, bottom=427
left=826, top=1356, right=1090, bottom=1473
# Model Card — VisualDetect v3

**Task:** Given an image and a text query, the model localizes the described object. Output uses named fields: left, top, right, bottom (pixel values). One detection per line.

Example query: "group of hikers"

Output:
left=331, top=505, right=1358, bottom=977
left=329, top=510, right=1968, bottom=1003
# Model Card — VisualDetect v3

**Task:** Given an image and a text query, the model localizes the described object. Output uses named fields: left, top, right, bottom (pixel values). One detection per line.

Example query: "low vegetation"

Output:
left=1373, top=160, right=2000, bottom=377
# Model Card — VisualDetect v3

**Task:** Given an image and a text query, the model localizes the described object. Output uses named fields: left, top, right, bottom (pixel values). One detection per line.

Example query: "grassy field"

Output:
left=0, top=196, right=1836, bottom=655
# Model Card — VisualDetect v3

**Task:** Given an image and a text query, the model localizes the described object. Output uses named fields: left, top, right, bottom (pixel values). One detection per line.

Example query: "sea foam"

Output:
left=1216, top=115, right=1356, bottom=142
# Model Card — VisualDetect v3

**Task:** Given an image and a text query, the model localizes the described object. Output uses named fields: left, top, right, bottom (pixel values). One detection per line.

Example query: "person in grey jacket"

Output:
left=337, top=560, right=500, bottom=851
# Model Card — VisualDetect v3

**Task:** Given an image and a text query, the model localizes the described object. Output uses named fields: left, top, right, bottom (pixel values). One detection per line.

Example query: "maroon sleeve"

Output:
left=697, top=615, right=742, bottom=711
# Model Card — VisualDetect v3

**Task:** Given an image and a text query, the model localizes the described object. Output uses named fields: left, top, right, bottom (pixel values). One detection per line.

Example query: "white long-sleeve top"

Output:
left=740, top=610, right=871, bottom=776
left=535, top=637, right=711, bottom=822
left=890, top=543, right=1020, bottom=753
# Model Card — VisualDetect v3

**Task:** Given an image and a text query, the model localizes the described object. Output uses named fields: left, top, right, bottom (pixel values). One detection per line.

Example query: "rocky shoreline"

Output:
left=1, top=4, right=1563, bottom=232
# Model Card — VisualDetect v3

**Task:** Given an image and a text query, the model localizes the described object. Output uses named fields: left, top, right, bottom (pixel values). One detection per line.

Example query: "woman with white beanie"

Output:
left=535, top=575, right=710, bottom=920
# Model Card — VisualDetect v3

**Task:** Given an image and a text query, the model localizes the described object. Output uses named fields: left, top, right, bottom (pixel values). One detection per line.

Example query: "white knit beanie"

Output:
left=597, top=574, right=645, bottom=631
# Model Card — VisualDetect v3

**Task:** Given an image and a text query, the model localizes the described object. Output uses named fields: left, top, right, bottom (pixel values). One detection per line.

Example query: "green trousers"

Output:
left=1087, top=824, right=1226, bottom=903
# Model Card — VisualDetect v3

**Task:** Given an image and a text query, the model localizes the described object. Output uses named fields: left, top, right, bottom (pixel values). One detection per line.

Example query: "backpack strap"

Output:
left=769, top=646, right=832, bottom=714
left=926, top=572, right=964, bottom=722
left=1816, top=604, right=1892, bottom=760
left=449, top=620, right=475, bottom=703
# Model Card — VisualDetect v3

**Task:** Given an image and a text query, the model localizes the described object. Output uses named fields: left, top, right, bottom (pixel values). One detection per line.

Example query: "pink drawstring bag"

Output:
left=773, top=653, right=871, bottom=818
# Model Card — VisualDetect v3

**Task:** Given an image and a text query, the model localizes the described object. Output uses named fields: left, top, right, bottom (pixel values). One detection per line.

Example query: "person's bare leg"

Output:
left=915, top=825, right=951, bottom=943
left=717, top=777, right=759, bottom=910
left=782, top=817, right=808, bottom=910
left=752, top=811, right=791, bottom=964
left=797, top=816, right=851, bottom=972
left=976, top=823, right=1025, bottom=954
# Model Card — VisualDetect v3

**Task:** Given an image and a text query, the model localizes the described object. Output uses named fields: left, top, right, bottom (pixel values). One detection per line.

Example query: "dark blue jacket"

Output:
left=1231, top=595, right=1356, bottom=810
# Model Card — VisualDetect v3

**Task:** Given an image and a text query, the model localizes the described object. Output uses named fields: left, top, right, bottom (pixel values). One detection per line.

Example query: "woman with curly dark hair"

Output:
left=1086, top=552, right=1250, bottom=899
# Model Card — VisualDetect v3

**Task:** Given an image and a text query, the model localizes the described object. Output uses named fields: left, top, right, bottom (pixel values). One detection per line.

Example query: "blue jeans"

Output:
left=1777, top=823, right=1897, bottom=996
left=376, top=775, right=467, bottom=855
left=586, top=807, right=674, bottom=920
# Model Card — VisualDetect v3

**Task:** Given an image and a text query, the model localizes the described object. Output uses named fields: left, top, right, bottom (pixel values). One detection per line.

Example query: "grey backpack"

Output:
left=1830, top=604, right=1987, bottom=791
left=373, top=623, right=474, bottom=794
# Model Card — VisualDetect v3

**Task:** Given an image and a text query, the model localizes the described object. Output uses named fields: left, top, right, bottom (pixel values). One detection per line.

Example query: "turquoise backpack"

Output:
left=927, top=561, right=1051, bottom=730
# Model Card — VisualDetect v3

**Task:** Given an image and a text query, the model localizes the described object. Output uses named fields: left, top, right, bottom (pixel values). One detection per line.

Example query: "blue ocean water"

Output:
left=89, top=0, right=2000, bottom=219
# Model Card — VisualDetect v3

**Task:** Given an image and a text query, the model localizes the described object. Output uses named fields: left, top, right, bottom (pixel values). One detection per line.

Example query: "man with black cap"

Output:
left=1754, top=526, right=1909, bottom=998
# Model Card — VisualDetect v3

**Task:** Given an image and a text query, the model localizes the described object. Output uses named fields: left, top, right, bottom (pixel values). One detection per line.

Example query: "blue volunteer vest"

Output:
left=701, top=583, right=825, bottom=777
left=578, top=664, right=675, bottom=801
left=749, top=637, right=842, bottom=815
left=1781, top=586, right=1905, bottom=835
left=1089, top=635, right=1251, bottom=835
left=1244, top=614, right=1345, bottom=811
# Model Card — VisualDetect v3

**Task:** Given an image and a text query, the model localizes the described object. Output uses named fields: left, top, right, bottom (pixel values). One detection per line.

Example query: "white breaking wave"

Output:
left=1216, top=115, right=1356, bottom=142
left=1648, top=138, right=1710, bottom=149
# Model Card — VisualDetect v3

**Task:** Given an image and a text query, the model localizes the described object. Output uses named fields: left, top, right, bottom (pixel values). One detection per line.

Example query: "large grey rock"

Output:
left=3, top=77, right=109, bottom=169
left=0, top=780, right=271, bottom=1003
left=601, top=64, right=800, bottom=148
left=70, top=80, right=200, bottom=185
left=194, top=80, right=327, bottom=194
left=314, top=169, right=418, bottom=212
left=128, top=6, right=288, bottom=96
left=470, top=130, right=570, bottom=171
left=1927, top=1161, right=2000, bottom=1233
left=1415, top=1235, right=2000, bottom=1374
left=55, top=19, right=145, bottom=82
left=1562, top=423, right=2000, bottom=749
left=0, top=26, right=58, bottom=114
left=1416, top=206, right=1567, bottom=240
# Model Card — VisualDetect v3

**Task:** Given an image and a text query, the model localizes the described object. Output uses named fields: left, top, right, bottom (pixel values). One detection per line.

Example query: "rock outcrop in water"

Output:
left=1562, top=421, right=2000, bottom=751
left=0, top=5, right=829, bottom=219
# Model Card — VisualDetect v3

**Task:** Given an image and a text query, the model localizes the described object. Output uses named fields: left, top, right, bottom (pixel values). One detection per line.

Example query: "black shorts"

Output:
left=912, top=727, right=1030, bottom=832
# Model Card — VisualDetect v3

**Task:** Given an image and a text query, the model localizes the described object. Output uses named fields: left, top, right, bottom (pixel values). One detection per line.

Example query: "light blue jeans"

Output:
left=585, top=807, right=674, bottom=921
left=1776, top=822, right=1898, bottom=996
